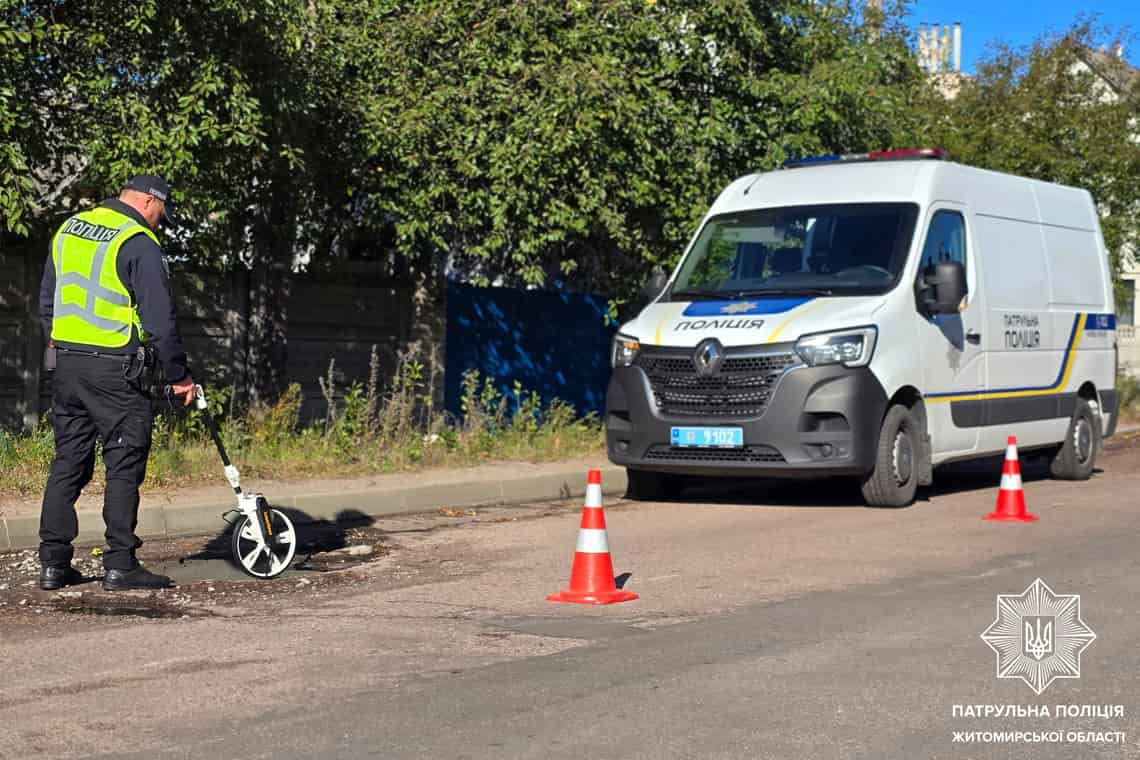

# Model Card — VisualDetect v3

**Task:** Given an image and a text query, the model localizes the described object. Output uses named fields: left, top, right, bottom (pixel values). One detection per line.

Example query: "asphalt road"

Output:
left=2, top=439, right=1139, bottom=760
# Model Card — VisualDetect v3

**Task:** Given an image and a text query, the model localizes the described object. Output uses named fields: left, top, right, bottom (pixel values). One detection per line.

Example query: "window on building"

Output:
left=1119, top=280, right=1135, bottom=327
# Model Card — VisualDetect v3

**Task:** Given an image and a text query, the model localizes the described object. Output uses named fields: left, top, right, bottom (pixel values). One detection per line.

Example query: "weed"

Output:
left=1117, top=370, right=1140, bottom=422
left=0, top=348, right=604, bottom=498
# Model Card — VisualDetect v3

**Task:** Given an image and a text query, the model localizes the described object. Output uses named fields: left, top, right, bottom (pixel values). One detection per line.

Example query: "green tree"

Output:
left=1, top=5, right=80, bottom=237
left=348, top=0, right=924, bottom=298
left=0, top=10, right=32, bottom=236
left=919, top=25, right=1140, bottom=305
left=1, top=1, right=367, bottom=401
left=4, top=0, right=926, bottom=401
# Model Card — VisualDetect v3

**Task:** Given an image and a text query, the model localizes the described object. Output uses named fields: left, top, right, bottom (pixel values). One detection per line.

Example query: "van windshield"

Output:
left=669, top=203, right=920, bottom=299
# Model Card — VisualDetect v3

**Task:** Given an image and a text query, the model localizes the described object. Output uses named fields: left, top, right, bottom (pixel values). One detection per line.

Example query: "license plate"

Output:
left=670, top=426, right=744, bottom=448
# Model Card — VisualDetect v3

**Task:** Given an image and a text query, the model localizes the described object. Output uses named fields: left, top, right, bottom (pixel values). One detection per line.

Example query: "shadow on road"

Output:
left=643, top=452, right=1065, bottom=509
left=181, top=507, right=376, bottom=569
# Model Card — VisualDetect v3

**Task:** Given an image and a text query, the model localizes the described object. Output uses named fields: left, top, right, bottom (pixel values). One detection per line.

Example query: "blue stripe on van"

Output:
left=1086, top=313, right=1115, bottom=330
left=925, top=313, right=1084, bottom=401
left=682, top=297, right=813, bottom=317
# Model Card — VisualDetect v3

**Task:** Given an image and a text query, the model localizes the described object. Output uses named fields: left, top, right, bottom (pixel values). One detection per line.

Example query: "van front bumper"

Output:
left=605, top=361, right=888, bottom=477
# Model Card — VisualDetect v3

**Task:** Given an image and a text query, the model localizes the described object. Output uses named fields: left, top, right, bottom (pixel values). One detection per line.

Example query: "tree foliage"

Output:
left=349, top=0, right=923, bottom=294
left=7, top=3, right=1136, bottom=303
left=919, top=25, right=1140, bottom=301
left=2, top=1, right=264, bottom=238
left=1, top=5, right=60, bottom=236
left=38, top=3, right=1140, bottom=397
left=2, top=0, right=934, bottom=399
left=1, top=0, right=367, bottom=399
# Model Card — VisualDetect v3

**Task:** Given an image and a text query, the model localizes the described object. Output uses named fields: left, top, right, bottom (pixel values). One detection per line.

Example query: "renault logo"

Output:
left=694, top=339, right=723, bottom=376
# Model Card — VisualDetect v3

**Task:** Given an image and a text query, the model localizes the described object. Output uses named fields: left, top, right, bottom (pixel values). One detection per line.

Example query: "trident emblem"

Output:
left=1023, top=616, right=1054, bottom=661
left=982, top=579, right=1095, bottom=694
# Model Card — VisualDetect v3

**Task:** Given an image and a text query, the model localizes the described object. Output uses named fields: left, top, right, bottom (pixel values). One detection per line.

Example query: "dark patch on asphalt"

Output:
left=0, top=657, right=271, bottom=710
left=0, top=500, right=583, bottom=634
left=50, top=593, right=211, bottom=619
left=0, top=524, right=394, bottom=625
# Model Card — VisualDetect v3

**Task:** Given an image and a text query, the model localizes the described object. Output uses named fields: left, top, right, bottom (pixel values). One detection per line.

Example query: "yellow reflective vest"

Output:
left=50, top=206, right=158, bottom=348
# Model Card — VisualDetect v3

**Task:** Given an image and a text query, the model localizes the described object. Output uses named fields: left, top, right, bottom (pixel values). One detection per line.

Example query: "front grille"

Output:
left=645, top=444, right=786, bottom=463
left=635, top=347, right=799, bottom=418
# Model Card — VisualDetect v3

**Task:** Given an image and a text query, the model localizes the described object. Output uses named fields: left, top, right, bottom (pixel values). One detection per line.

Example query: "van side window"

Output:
left=919, top=211, right=967, bottom=277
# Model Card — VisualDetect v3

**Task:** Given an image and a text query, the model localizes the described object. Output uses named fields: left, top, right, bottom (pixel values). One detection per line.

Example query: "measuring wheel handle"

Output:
left=174, top=381, right=298, bottom=578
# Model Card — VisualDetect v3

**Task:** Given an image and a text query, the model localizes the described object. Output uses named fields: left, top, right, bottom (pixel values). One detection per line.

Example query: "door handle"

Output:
left=966, top=330, right=982, bottom=345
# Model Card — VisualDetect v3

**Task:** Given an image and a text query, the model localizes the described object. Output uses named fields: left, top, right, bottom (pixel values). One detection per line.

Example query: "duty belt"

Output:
left=57, top=345, right=154, bottom=380
left=57, top=346, right=134, bottom=361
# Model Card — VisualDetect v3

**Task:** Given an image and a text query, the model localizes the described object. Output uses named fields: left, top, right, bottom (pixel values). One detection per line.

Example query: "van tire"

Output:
left=625, top=469, right=685, bottom=501
left=861, top=404, right=920, bottom=508
left=1050, top=398, right=1100, bottom=481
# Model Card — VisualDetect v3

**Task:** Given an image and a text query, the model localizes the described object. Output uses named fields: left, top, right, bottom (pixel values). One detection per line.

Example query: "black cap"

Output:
left=123, top=174, right=178, bottom=225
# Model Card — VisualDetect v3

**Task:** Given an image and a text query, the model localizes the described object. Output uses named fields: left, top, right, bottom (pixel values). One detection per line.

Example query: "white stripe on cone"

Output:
left=575, top=528, right=610, bottom=553
left=1000, top=472, right=1023, bottom=491
left=1005, top=445, right=1018, bottom=461
left=585, top=483, right=602, bottom=508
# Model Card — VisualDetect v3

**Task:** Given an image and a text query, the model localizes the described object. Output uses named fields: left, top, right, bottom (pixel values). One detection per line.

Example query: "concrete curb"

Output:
left=0, top=465, right=628, bottom=553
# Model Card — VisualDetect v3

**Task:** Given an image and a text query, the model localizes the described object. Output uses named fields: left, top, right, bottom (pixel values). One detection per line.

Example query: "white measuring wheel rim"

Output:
left=232, top=509, right=297, bottom=578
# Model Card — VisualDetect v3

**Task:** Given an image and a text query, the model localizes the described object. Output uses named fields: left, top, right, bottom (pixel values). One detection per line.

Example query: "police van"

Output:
left=606, top=149, right=1118, bottom=506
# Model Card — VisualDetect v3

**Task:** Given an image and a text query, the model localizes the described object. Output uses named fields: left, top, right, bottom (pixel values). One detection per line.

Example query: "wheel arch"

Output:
left=888, top=385, right=927, bottom=425
left=886, top=385, right=932, bottom=486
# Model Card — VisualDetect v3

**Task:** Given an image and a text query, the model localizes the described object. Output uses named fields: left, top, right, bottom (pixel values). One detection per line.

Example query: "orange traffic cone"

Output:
left=984, top=436, right=1038, bottom=522
left=547, top=470, right=639, bottom=605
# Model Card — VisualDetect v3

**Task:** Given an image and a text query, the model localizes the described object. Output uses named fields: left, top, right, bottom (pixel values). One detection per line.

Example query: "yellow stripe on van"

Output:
left=767, top=300, right=825, bottom=343
left=926, top=313, right=1086, bottom=403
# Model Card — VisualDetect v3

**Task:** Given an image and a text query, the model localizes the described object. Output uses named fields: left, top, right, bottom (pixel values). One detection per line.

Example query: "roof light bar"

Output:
left=782, top=148, right=947, bottom=169
left=869, top=148, right=946, bottom=160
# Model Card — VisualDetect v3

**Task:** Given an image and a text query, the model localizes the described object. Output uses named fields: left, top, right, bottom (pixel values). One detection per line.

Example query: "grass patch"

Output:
left=0, top=348, right=604, bottom=499
left=1117, top=370, right=1140, bottom=424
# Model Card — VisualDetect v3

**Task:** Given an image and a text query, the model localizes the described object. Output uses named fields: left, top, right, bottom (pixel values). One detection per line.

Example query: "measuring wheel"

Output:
left=231, top=505, right=297, bottom=578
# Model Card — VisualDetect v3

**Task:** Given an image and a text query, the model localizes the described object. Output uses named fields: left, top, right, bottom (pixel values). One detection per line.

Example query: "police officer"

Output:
left=37, top=175, right=196, bottom=591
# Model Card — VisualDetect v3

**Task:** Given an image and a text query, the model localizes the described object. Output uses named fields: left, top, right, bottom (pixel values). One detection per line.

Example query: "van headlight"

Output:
left=794, top=327, right=877, bottom=368
left=611, top=334, right=641, bottom=368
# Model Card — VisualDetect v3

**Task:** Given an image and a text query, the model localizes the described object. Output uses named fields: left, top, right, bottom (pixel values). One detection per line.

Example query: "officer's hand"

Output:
left=171, top=375, right=196, bottom=407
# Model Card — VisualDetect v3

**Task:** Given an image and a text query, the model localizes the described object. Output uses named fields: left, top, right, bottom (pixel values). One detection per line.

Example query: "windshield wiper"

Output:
left=669, top=288, right=727, bottom=301
left=731, top=288, right=835, bottom=297
left=670, top=286, right=838, bottom=300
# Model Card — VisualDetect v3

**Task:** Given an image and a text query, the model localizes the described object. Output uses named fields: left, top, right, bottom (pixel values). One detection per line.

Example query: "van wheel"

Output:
left=861, top=404, right=920, bottom=508
left=1050, top=398, right=1100, bottom=481
left=625, top=469, right=684, bottom=501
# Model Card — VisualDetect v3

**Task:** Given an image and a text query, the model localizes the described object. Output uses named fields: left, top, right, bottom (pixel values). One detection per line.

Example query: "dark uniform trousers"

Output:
left=39, top=352, right=153, bottom=571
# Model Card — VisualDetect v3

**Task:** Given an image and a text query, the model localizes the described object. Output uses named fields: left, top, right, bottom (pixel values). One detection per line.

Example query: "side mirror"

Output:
left=921, top=260, right=967, bottom=315
left=641, top=265, right=669, bottom=303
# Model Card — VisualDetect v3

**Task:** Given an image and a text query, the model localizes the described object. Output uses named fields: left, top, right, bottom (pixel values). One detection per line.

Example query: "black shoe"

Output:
left=102, top=565, right=175, bottom=591
left=39, top=565, right=90, bottom=591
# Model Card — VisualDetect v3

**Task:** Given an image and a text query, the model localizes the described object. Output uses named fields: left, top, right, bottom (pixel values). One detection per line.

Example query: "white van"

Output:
left=606, top=149, right=1119, bottom=506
